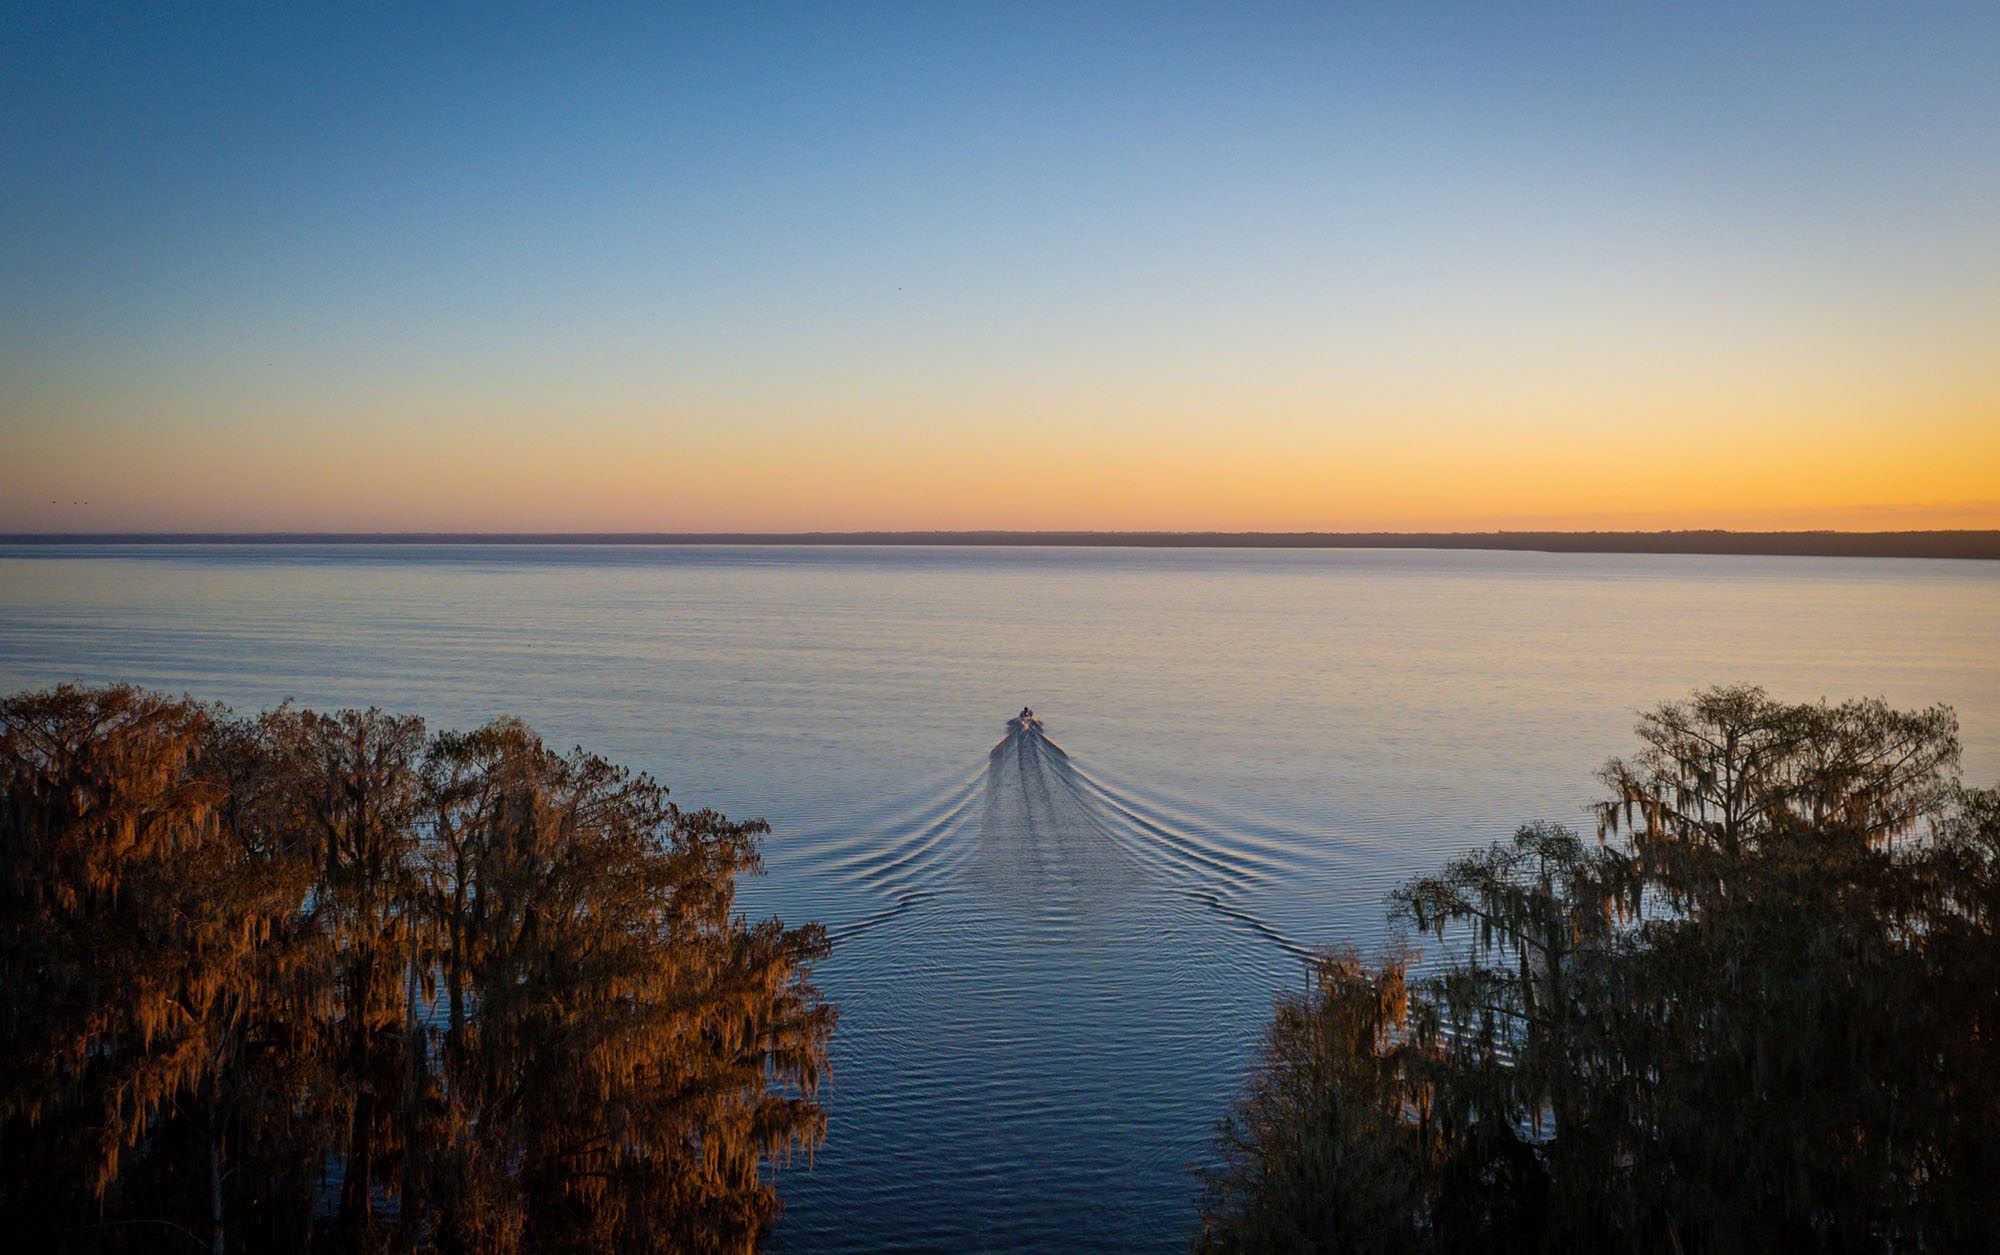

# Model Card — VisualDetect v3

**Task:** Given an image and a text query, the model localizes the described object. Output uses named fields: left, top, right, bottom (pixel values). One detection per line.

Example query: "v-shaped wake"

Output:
left=817, top=712, right=1314, bottom=961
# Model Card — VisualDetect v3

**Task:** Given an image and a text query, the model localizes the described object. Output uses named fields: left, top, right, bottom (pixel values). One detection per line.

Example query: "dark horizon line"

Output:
left=4, top=529, right=1999, bottom=559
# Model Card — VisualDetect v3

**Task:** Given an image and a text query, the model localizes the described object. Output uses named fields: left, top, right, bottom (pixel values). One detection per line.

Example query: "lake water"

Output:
left=3, top=544, right=1997, bottom=1251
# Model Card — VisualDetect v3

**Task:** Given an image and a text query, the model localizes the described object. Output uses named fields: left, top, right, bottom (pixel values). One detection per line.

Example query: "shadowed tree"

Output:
left=1194, top=950, right=1431, bottom=1255
left=1582, top=689, right=1967, bottom=1248
left=1205, top=686, right=1999, bottom=1254
left=1390, top=821, right=1621, bottom=1249
left=1918, top=785, right=2000, bottom=1243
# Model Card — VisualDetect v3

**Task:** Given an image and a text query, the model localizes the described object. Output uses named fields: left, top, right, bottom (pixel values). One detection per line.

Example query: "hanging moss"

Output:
left=0, top=684, right=833, bottom=1255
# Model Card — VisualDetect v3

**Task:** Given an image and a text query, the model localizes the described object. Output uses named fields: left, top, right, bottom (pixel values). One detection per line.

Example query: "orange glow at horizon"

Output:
left=7, top=372, right=1996, bottom=534
left=7, top=5, right=2000, bottom=536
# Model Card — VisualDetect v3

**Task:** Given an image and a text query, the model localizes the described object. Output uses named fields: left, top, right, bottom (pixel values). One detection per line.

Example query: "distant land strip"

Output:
left=5, top=530, right=1999, bottom=559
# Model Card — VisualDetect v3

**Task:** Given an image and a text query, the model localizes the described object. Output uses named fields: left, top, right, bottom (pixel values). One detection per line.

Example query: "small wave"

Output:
left=969, top=720, right=1142, bottom=908
left=974, top=715, right=1316, bottom=960
left=796, top=713, right=1324, bottom=965
left=825, top=889, right=940, bottom=946
left=1179, top=890, right=1314, bottom=963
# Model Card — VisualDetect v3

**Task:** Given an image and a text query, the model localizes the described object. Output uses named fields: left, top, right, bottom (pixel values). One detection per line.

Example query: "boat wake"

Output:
left=818, top=711, right=1314, bottom=961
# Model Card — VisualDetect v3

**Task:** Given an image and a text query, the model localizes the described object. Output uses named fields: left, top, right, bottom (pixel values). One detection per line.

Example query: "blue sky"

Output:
left=4, top=3, right=1996, bottom=531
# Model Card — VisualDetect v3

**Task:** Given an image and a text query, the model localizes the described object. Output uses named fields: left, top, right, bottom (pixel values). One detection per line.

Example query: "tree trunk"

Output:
left=341, top=950, right=377, bottom=1235
left=210, top=1132, right=225, bottom=1255
left=400, top=951, right=425, bottom=1249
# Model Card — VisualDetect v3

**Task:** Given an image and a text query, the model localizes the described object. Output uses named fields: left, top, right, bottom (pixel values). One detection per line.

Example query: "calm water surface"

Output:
left=4, top=545, right=1997, bottom=1251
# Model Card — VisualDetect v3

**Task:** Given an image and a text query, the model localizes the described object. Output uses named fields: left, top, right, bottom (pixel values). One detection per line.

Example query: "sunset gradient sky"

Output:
left=4, top=3, right=1997, bottom=533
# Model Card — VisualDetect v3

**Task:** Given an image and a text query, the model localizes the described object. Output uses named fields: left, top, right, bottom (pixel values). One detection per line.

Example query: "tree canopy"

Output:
left=0, top=685, right=832, bottom=1254
left=1197, top=685, right=2000, bottom=1254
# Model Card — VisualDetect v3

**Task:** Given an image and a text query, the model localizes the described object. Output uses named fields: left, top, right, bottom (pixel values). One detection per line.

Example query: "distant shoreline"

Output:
left=4, top=530, right=1998, bottom=559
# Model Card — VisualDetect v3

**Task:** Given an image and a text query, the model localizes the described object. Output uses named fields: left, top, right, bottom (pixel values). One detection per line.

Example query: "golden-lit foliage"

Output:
left=415, top=724, right=832, bottom=1254
left=0, top=686, right=831, bottom=1254
left=1203, top=687, right=2000, bottom=1254
left=0, top=687, right=309, bottom=1195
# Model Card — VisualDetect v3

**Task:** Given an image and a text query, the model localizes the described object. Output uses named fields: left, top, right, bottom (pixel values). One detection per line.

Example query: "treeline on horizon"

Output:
left=0, top=686, right=832, bottom=1254
left=5, top=531, right=1999, bottom=559
left=1199, top=687, right=2000, bottom=1254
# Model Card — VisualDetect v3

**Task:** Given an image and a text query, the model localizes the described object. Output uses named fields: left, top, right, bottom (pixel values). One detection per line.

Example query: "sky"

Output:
left=3, top=2, right=1996, bottom=533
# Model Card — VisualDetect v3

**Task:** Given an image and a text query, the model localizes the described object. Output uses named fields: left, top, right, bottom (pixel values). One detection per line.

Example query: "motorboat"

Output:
left=1007, top=706, right=1042, bottom=734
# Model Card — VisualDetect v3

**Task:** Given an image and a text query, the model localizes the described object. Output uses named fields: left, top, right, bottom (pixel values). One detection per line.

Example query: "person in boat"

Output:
left=1020, top=706, right=1033, bottom=720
